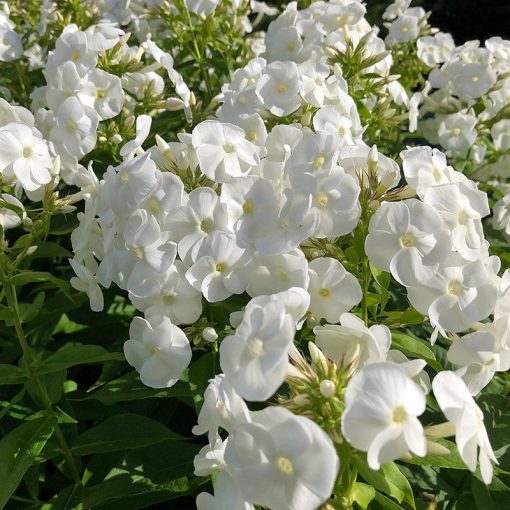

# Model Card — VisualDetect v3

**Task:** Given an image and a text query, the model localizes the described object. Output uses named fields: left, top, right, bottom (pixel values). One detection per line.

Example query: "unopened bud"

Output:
left=202, top=327, right=218, bottom=343
left=166, top=97, right=184, bottom=111
left=293, top=394, right=310, bottom=406
left=23, top=217, right=33, bottom=227
left=26, top=245, right=38, bottom=256
left=301, top=111, right=311, bottom=126
left=426, top=440, right=451, bottom=456
left=98, top=135, right=107, bottom=143
left=111, top=133, right=123, bottom=144
left=319, top=379, right=336, bottom=398
left=190, top=91, right=197, bottom=107
left=425, top=421, right=456, bottom=439
left=124, top=115, right=135, bottom=129
left=308, top=342, right=329, bottom=373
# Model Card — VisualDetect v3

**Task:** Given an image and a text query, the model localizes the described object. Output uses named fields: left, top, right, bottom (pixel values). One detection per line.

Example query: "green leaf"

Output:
left=72, top=414, right=185, bottom=455
left=0, top=418, right=54, bottom=509
left=79, top=371, right=190, bottom=405
left=0, top=364, right=26, bottom=385
left=353, top=482, right=376, bottom=508
left=371, top=490, right=406, bottom=510
left=39, top=344, right=125, bottom=375
left=406, top=439, right=466, bottom=469
left=391, top=331, right=442, bottom=371
left=353, top=456, right=416, bottom=509
left=29, top=241, right=73, bottom=260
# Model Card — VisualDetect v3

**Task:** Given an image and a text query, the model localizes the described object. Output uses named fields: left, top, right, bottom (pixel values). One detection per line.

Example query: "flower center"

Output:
left=131, top=246, right=144, bottom=260
left=314, top=155, right=325, bottom=169
left=96, top=88, right=106, bottom=98
left=243, top=201, right=254, bottom=214
left=149, top=198, right=160, bottom=214
left=392, top=406, right=407, bottom=423
left=471, top=75, right=479, bottom=83
left=120, top=172, right=129, bottom=184
left=247, top=131, right=257, bottom=142
left=70, top=50, right=80, bottom=61
left=215, top=262, right=227, bottom=273
left=316, top=192, right=329, bottom=207
left=452, top=127, right=461, bottom=136
left=67, top=120, right=77, bottom=132
left=457, top=210, right=470, bottom=225
left=447, top=280, right=463, bottom=296
left=200, top=218, right=214, bottom=233
left=287, top=43, right=295, bottom=52
left=319, top=287, right=331, bottom=297
left=400, top=232, right=416, bottom=248
left=22, top=146, right=32, bottom=158
left=223, top=142, right=235, bottom=153
left=277, top=83, right=287, bottom=94
left=275, top=456, right=294, bottom=475
left=248, top=337, right=264, bottom=358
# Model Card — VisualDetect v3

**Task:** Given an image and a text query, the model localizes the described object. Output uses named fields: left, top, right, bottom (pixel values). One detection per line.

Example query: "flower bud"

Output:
left=166, top=97, right=184, bottom=111
left=111, top=134, right=123, bottom=144
left=202, top=327, right=218, bottom=343
left=319, top=379, right=336, bottom=398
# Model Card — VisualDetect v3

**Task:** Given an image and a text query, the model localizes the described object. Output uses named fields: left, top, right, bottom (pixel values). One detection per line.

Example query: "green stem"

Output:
left=0, top=261, right=82, bottom=485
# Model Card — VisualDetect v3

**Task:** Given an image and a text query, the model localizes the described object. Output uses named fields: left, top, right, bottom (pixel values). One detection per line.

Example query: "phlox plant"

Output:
left=0, top=1, right=509, bottom=509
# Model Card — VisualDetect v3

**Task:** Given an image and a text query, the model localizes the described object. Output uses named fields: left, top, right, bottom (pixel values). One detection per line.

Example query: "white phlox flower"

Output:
left=401, top=146, right=467, bottom=198
left=69, top=258, right=104, bottom=312
left=224, top=406, right=339, bottom=510
left=98, top=209, right=177, bottom=298
left=219, top=298, right=296, bottom=401
left=307, top=257, right=362, bottom=322
left=447, top=329, right=510, bottom=395
left=365, top=199, right=452, bottom=286
left=0, top=193, right=25, bottom=230
left=129, top=260, right=202, bottom=325
left=0, top=122, right=53, bottom=192
left=423, top=181, right=490, bottom=261
left=123, top=315, right=192, bottom=388
left=192, top=374, right=251, bottom=438
left=314, top=313, right=391, bottom=367
left=192, top=120, right=260, bottom=183
left=185, top=231, right=249, bottom=302
left=245, top=249, right=309, bottom=297
left=256, top=60, right=302, bottom=116
left=167, top=186, right=230, bottom=264
left=407, top=254, right=498, bottom=334
left=341, top=362, right=427, bottom=470
left=432, top=371, right=498, bottom=484
left=120, top=114, right=152, bottom=159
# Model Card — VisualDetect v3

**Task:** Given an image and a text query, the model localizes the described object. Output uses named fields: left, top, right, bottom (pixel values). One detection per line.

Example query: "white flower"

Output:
left=401, top=146, right=467, bottom=198
left=432, top=371, right=497, bottom=484
left=452, top=63, right=497, bottom=99
left=51, top=96, right=99, bottom=158
left=314, top=313, right=390, bottom=367
left=99, top=209, right=177, bottom=298
left=129, top=260, right=202, bottom=325
left=185, top=0, right=221, bottom=17
left=0, top=194, right=25, bottom=230
left=423, top=182, right=489, bottom=261
left=69, top=258, right=104, bottom=312
left=307, top=258, right=362, bottom=322
left=447, top=330, right=510, bottom=395
left=225, top=406, right=339, bottom=510
left=167, top=186, right=230, bottom=264
left=407, top=255, right=497, bottom=334
left=124, top=315, right=192, bottom=388
left=192, top=374, right=250, bottom=437
left=417, top=33, right=455, bottom=66
left=192, top=120, right=259, bottom=183
left=292, top=167, right=361, bottom=238
left=388, top=15, right=420, bottom=43
left=0, top=122, right=52, bottom=192
left=246, top=249, right=309, bottom=297
left=437, top=112, right=477, bottom=156
left=256, top=61, right=302, bottom=116
left=220, top=299, right=296, bottom=401
left=492, top=194, right=510, bottom=236
left=88, top=68, right=124, bottom=119
left=119, top=115, right=152, bottom=160
left=365, top=199, right=452, bottom=286
left=186, top=231, right=248, bottom=302
left=342, top=362, right=427, bottom=470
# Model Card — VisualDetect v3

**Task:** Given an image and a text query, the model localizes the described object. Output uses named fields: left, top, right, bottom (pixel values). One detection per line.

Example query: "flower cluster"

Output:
left=1, top=1, right=510, bottom=509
